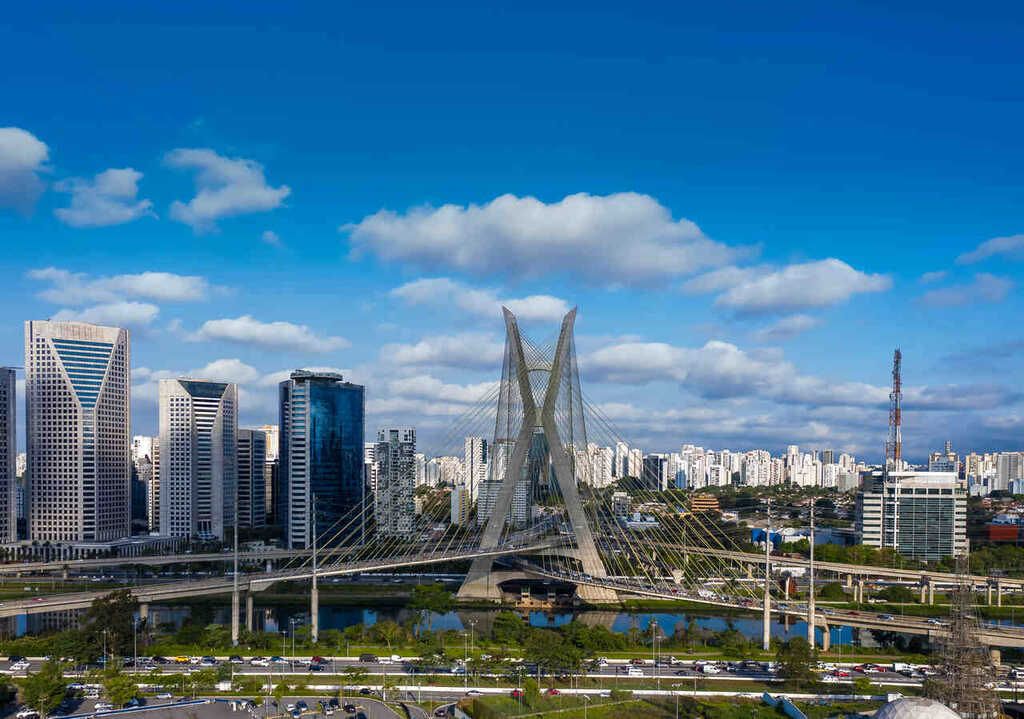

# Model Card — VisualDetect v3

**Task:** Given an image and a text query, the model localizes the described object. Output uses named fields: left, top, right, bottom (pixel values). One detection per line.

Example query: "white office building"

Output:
left=25, top=321, right=130, bottom=543
left=464, top=436, right=488, bottom=503
left=158, top=378, right=237, bottom=540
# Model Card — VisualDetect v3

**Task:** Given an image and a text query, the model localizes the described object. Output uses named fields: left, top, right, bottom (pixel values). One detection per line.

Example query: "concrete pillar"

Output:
left=856, top=578, right=864, bottom=604
left=987, top=583, right=993, bottom=606
left=311, top=581, right=319, bottom=644
left=844, top=573, right=852, bottom=589
left=231, top=588, right=240, bottom=646
left=998, top=580, right=1004, bottom=607
left=820, top=623, right=830, bottom=652
left=920, top=583, right=927, bottom=604
left=139, top=603, right=149, bottom=621
left=927, top=581, right=934, bottom=606
left=265, top=559, right=273, bottom=572
left=246, top=593, right=254, bottom=632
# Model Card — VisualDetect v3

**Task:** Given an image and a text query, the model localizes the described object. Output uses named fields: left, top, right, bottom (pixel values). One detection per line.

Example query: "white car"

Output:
left=94, top=703, right=114, bottom=711
left=156, top=693, right=173, bottom=700
left=16, top=709, right=40, bottom=719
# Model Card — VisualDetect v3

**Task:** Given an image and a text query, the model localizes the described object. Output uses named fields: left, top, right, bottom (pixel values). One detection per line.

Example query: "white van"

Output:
left=627, top=667, right=644, bottom=677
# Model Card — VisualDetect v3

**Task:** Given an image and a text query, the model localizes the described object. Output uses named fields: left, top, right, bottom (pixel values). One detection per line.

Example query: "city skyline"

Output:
left=2, top=4, right=1023, bottom=459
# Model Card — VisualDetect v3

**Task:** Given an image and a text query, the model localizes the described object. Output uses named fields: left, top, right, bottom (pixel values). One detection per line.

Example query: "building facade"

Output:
left=237, top=429, right=267, bottom=528
left=856, top=471, right=968, bottom=560
left=0, top=368, right=16, bottom=542
left=158, top=379, right=237, bottom=540
left=25, top=321, right=130, bottom=542
left=374, top=427, right=417, bottom=540
left=279, top=371, right=365, bottom=549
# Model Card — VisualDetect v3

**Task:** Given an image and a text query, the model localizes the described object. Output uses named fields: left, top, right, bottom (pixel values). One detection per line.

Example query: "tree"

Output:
left=102, top=669, right=137, bottom=707
left=21, top=660, right=67, bottom=717
left=852, top=677, right=873, bottom=695
left=341, top=666, right=367, bottom=688
left=491, top=612, right=527, bottom=645
left=522, top=678, right=540, bottom=708
left=373, top=620, right=403, bottom=650
left=876, top=585, right=916, bottom=603
left=84, top=589, right=138, bottom=657
left=775, top=637, right=817, bottom=689
left=408, top=584, right=453, bottom=635
left=818, top=583, right=846, bottom=601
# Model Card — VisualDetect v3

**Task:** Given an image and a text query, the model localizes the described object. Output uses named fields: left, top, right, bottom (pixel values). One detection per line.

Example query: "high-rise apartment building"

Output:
left=374, top=427, right=417, bottom=540
left=130, top=435, right=156, bottom=531
left=158, top=379, right=237, bottom=540
left=25, top=321, right=130, bottom=542
left=258, top=424, right=280, bottom=525
left=996, top=453, right=1023, bottom=493
left=464, top=437, right=488, bottom=503
left=280, top=371, right=365, bottom=549
left=0, top=368, right=16, bottom=542
left=237, top=429, right=267, bottom=528
left=149, top=438, right=160, bottom=531
left=856, top=471, right=967, bottom=560
left=450, top=483, right=471, bottom=526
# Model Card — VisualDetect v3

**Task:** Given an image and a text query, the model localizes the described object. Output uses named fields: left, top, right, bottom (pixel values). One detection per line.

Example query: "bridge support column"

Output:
left=266, top=559, right=272, bottom=573
left=246, top=593, right=254, bottom=632
left=139, top=603, right=149, bottom=621
left=311, top=581, right=319, bottom=644
left=856, top=578, right=864, bottom=604
left=820, top=623, right=830, bottom=652
left=844, top=574, right=852, bottom=589
left=920, top=583, right=927, bottom=604
left=231, top=588, right=240, bottom=646
left=998, top=580, right=1004, bottom=607
left=987, top=583, right=993, bottom=605
left=927, top=581, right=934, bottom=605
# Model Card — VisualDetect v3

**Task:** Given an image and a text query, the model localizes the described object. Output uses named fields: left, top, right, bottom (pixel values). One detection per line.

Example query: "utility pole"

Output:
left=762, top=498, right=771, bottom=652
left=807, top=502, right=816, bottom=649
left=232, top=478, right=240, bottom=647
left=311, top=494, right=319, bottom=644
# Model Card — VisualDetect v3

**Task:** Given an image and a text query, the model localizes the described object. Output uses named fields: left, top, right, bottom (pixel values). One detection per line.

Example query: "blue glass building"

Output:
left=279, top=371, right=365, bottom=548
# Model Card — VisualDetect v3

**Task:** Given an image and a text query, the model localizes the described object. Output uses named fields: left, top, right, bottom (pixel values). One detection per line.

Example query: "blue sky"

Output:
left=2, top=1, right=1022, bottom=460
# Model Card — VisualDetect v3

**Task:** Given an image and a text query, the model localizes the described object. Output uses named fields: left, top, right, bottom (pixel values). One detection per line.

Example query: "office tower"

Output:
left=0, top=368, right=15, bottom=542
left=130, top=436, right=155, bottom=532
left=414, top=453, right=426, bottom=486
left=374, top=427, right=416, bottom=540
left=856, top=470, right=968, bottom=560
left=464, top=437, right=488, bottom=503
left=259, top=424, right=280, bottom=461
left=237, top=429, right=267, bottom=528
left=264, top=459, right=279, bottom=525
left=158, top=378, right=238, bottom=540
left=149, top=438, right=160, bottom=532
left=25, top=321, right=130, bottom=542
left=821, top=449, right=835, bottom=465
left=995, top=453, right=1023, bottom=493
left=280, top=371, right=365, bottom=549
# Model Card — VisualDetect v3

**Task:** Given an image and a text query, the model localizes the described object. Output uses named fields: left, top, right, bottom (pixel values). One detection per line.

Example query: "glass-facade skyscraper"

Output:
left=279, top=371, right=365, bottom=549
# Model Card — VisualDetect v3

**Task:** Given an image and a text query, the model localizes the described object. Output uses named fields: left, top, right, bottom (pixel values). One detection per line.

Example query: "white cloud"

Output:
left=165, top=148, right=290, bottom=233
left=53, top=168, right=155, bottom=227
left=53, top=301, right=159, bottom=327
left=919, top=270, right=947, bottom=284
left=0, top=127, right=49, bottom=213
left=390, top=277, right=570, bottom=322
left=28, top=267, right=217, bottom=304
left=381, top=332, right=505, bottom=370
left=713, top=259, right=891, bottom=315
left=191, top=315, right=349, bottom=353
left=187, top=358, right=261, bottom=384
left=344, top=192, right=749, bottom=284
left=385, top=374, right=496, bottom=404
left=919, top=273, right=1013, bottom=307
left=261, top=230, right=282, bottom=246
left=681, top=265, right=764, bottom=294
left=957, top=234, right=1024, bottom=264
left=750, top=314, right=823, bottom=343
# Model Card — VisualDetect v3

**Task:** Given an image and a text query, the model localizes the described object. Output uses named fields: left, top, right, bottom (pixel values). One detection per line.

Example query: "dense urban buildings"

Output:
left=373, top=427, right=417, bottom=540
left=0, top=367, right=16, bottom=542
left=279, top=371, right=365, bottom=549
left=236, top=429, right=267, bottom=528
left=25, top=321, right=130, bottom=543
left=158, top=378, right=238, bottom=540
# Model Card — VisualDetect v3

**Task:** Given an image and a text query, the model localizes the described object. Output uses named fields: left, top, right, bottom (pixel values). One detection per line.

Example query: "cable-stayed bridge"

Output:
left=8, top=307, right=1024, bottom=650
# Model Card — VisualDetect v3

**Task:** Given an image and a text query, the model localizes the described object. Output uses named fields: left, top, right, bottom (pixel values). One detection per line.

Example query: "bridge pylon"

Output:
left=457, top=307, right=617, bottom=603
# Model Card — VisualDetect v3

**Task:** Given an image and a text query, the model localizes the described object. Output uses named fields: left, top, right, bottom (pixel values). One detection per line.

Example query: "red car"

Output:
left=629, top=658, right=645, bottom=665
left=510, top=689, right=523, bottom=698
left=312, top=656, right=328, bottom=665
left=545, top=689, right=561, bottom=695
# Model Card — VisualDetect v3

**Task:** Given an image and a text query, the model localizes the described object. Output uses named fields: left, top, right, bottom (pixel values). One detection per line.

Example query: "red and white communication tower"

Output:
left=885, top=348, right=902, bottom=471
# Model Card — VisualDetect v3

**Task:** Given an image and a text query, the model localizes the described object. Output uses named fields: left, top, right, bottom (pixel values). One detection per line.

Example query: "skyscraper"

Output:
left=25, top=321, right=130, bottom=543
left=130, top=436, right=156, bottom=531
left=279, top=371, right=365, bottom=549
left=237, top=429, right=267, bottom=528
left=0, top=368, right=16, bottom=542
left=158, top=379, right=238, bottom=540
left=464, top=437, right=488, bottom=503
left=374, top=427, right=417, bottom=540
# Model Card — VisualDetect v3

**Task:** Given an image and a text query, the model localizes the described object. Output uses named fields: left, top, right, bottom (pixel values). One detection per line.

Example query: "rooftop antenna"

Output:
left=885, top=348, right=902, bottom=473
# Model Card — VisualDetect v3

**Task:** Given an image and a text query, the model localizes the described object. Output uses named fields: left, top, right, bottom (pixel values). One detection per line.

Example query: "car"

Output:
left=94, top=703, right=114, bottom=711
left=296, top=701, right=308, bottom=711
left=125, top=698, right=142, bottom=708
left=271, top=656, right=288, bottom=664
left=290, top=711, right=301, bottom=718
left=152, top=656, right=168, bottom=664
left=510, top=689, right=524, bottom=698
left=16, top=710, right=40, bottom=719
left=156, top=693, right=173, bottom=700
left=629, top=658, right=645, bottom=665
left=359, top=688, right=373, bottom=696
left=312, top=656, right=328, bottom=664
left=545, top=688, right=560, bottom=695
left=926, top=618, right=943, bottom=625
left=229, top=655, right=244, bottom=664
left=329, top=699, right=340, bottom=709
left=878, top=614, right=895, bottom=621
left=434, top=709, right=449, bottom=718
left=8, top=655, right=25, bottom=663
left=286, top=704, right=296, bottom=712
left=173, top=655, right=189, bottom=664
left=309, top=663, right=324, bottom=672
left=343, top=705, right=356, bottom=713
left=465, top=690, right=482, bottom=696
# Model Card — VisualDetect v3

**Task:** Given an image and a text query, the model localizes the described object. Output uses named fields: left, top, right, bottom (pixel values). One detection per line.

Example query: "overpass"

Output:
left=518, top=561, right=1024, bottom=649
left=0, top=548, right=311, bottom=575
left=675, top=545, right=1024, bottom=605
